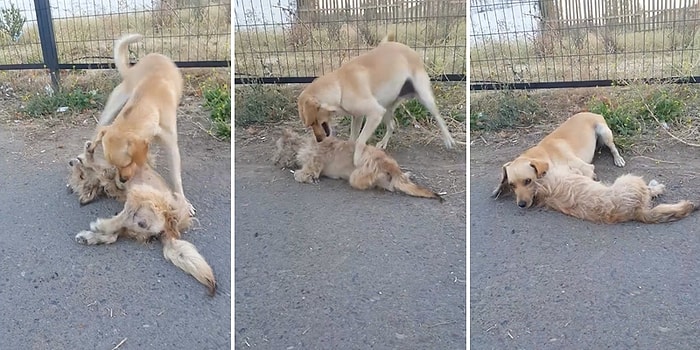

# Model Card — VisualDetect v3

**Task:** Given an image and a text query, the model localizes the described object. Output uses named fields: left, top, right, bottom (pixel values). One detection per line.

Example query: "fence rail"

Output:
left=234, top=0, right=467, bottom=84
left=470, top=0, right=700, bottom=90
left=0, top=0, right=231, bottom=88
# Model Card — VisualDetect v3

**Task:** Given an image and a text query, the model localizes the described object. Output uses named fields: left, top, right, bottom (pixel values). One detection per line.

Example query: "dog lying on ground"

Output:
left=272, top=129, right=444, bottom=201
left=68, top=141, right=216, bottom=296
left=86, top=33, right=194, bottom=216
left=493, top=112, right=626, bottom=208
left=296, top=33, right=456, bottom=167
left=533, top=166, right=696, bottom=224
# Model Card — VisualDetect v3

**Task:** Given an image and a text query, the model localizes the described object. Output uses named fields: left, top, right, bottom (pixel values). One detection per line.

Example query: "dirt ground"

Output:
left=0, top=94, right=232, bottom=349
left=470, top=100, right=700, bottom=349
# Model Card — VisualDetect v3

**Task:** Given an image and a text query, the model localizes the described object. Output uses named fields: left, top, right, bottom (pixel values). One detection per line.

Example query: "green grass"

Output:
left=202, top=83, right=231, bottom=140
left=470, top=89, right=546, bottom=132
left=233, top=84, right=297, bottom=127
left=587, top=86, right=687, bottom=147
left=23, top=87, right=105, bottom=118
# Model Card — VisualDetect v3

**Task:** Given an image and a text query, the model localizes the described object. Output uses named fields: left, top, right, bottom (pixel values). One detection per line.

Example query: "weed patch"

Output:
left=470, top=89, right=546, bottom=132
left=202, top=83, right=231, bottom=140
left=23, top=88, right=104, bottom=118
left=587, top=86, right=687, bottom=147
left=234, top=84, right=296, bottom=127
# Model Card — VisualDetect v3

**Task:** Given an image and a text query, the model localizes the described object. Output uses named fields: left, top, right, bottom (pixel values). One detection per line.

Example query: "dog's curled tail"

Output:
left=381, top=32, right=396, bottom=43
left=162, top=236, right=217, bottom=296
left=114, top=33, right=144, bottom=76
left=392, top=173, right=444, bottom=202
left=637, top=200, right=697, bottom=224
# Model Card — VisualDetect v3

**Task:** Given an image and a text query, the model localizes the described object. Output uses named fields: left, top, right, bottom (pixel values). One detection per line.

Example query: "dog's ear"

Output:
left=298, top=96, right=320, bottom=127
left=530, top=159, right=549, bottom=178
left=127, top=137, right=149, bottom=166
left=492, top=162, right=511, bottom=199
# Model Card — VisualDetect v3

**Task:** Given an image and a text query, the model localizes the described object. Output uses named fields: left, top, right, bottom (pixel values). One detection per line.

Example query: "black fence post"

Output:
left=33, top=0, right=60, bottom=91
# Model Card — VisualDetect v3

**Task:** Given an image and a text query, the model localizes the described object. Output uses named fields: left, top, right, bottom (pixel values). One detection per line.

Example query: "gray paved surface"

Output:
left=471, top=144, right=700, bottom=349
left=234, top=137, right=467, bottom=349
left=0, top=123, right=231, bottom=350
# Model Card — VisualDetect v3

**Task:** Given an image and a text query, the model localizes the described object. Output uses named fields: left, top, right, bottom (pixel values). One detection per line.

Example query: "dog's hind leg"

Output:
left=412, top=71, right=456, bottom=149
left=376, top=105, right=398, bottom=150
left=595, top=124, right=626, bottom=167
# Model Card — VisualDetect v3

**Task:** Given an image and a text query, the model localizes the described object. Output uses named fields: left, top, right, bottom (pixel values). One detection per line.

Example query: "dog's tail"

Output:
left=114, top=33, right=144, bottom=76
left=381, top=32, right=396, bottom=43
left=636, top=200, right=697, bottom=223
left=162, top=234, right=217, bottom=296
left=391, top=171, right=444, bottom=202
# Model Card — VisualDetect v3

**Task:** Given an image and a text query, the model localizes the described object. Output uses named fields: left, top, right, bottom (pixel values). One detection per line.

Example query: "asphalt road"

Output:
left=470, top=145, right=700, bottom=349
left=234, top=136, right=467, bottom=349
left=0, top=123, right=231, bottom=350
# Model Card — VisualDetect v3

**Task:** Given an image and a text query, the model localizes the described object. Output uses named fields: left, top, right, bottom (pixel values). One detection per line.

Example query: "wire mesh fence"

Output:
left=470, top=0, right=700, bottom=89
left=234, top=0, right=467, bottom=83
left=0, top=0, right=231, bottom=70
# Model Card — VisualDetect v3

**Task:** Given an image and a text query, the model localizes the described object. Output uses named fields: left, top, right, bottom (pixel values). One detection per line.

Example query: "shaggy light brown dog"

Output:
left=272, top=129, right=444, bottom=201
left=68, top=141, right=216, bottom=296
left=533, top=166, right=696, bottom=224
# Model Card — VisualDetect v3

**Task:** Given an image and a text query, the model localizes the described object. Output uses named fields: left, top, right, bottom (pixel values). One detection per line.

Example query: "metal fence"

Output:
left=0, top=0, right=231, bottom=87
left=470, top=0, right=700, bottom=90
left=234, top=0, right=467, bottom=84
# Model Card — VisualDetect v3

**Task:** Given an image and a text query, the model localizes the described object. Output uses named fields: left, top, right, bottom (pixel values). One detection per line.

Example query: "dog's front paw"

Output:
left=614, top=155, right=626, bottom=167
left=75, top=230, right=93, bottom=245
left=294, top=171, right=316, bottom=184
left=84, top=140, right=95, bottom=153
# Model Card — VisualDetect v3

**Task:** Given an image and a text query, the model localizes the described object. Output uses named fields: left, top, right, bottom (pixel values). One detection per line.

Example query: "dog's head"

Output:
left=97, top=127, right=150, bottom=183
left=272, top=129, right=305, bottom=169
left=492, top=158, right=549, bottom=208
left=298, top=95, right=333, bottom=142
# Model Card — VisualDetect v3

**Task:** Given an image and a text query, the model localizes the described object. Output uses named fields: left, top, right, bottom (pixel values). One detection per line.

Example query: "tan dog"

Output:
left=533, top=166, right=696, bottom=224
left=493, top=112, right=626, bottom=208
left=86, top=33, right=194, bottom=215
left=272, top=129, right=444, bottom=201
left=69, top=141, right=216, bottom=296
left=297, top=33, right=456, bottom=167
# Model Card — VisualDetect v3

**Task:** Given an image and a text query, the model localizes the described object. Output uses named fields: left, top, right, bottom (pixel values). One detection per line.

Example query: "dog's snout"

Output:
left=322, top=122, right=331, bottom=137
left=69, top=160, right=74, bottom=166
left=138, top=220, right=148, bottom=229
left=119, top=177, right=128, bottom=183
left=518, top=201, right=527, bottom=208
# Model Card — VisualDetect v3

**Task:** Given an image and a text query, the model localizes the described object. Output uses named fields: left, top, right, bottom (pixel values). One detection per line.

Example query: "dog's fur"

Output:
left=493, top=112, right=626, bottom=208
left=272, top=129, right=444, bottom=201
left=533, top=166, right=696, bottom=224
left=86, top=33, right=194, bottom=215
left=296, top=33, right=456, bottom=167
left=69, top=141, right=216, bottom=296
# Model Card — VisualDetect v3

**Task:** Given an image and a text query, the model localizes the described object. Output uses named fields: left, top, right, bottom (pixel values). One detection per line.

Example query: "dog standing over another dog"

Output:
left=296, top=33, right=457, bottom=167
left=273, top=129, right=444, bottom=201
left=86, top=33, right=195, bottom=216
